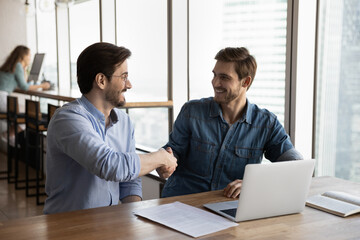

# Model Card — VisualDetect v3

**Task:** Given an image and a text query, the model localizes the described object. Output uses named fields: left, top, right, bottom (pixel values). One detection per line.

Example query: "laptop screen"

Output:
left=28, top=53, right=45, bottom=82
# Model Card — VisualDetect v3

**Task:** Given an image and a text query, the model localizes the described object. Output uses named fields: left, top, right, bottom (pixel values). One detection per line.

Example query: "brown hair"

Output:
left=215, top=47, right=257, bottom=90
left=77, top=42, right=131, bottom=94
left=0, top=45, right=30, bottom=73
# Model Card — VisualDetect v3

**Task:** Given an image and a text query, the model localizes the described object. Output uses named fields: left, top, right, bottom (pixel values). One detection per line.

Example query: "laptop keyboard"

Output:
left=220, top=208, right=237, bottom=217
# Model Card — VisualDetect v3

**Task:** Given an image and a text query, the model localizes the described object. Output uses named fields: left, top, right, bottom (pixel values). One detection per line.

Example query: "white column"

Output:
left=56, top=7, right=71, bottom=92
left=289, top=0, right=317, bottom=159
left=172, top=0, right=188, bottom=118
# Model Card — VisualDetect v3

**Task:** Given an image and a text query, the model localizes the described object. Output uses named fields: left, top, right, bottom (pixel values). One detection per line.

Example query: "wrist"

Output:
left=155, top=149, right=167, bottom=168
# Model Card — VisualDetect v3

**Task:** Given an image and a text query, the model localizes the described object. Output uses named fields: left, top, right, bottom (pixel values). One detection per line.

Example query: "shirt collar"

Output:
left=209, top=98, right=221, bottom=118
left=209, top=98, right=253, bottom=124
left=78, top=95, right=119, bottom=124
left=241, top=99, right=253, bottom=124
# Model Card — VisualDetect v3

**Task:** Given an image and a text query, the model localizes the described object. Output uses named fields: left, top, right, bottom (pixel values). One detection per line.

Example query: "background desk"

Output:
left=13, top=89, right=174, bottom=108
left=0, top=176, right=359, bottom=239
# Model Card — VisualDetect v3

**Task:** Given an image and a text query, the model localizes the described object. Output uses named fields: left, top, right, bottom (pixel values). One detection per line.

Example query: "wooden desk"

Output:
left=14, top=89, right=174, bottom=108
left=0, top=176, right=359, bottom=239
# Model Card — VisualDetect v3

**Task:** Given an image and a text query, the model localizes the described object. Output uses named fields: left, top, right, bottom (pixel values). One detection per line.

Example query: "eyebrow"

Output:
left=212, top=70, right=231, bottom=78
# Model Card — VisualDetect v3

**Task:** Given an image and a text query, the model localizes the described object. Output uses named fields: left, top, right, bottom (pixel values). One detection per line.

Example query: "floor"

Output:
left=0, top=151, right=45, bottom=221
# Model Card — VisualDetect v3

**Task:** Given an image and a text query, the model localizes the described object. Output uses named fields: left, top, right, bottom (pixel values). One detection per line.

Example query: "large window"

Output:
left=69, top=0, right=100, bottom=91
left=129, top=108, right=169, bottom=149
left=189, top=0, right=288, bottom=124
left=36, top=0, right=58, bottom=85
left=25, top=0, right=318, bottom=156
left=116, top=0, right=169, bottom=149
left=315, top=0, right=360, bottom=182
left=116, top=0, right=168, bottom=102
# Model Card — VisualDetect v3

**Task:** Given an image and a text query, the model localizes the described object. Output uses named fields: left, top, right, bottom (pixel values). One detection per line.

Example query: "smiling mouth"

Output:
left=214, top=88, right=226, bottom=93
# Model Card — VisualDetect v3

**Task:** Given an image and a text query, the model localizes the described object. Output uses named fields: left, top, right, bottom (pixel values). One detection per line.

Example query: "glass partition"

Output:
left=315, top=0, right=360, bottom=182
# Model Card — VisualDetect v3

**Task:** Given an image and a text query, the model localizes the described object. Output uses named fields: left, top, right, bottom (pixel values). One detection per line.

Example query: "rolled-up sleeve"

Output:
left=119, top=121, right=142, bottom=199
left=119, top=178, right=142, bottom=200
left=264, top=118, right=296, bottom=161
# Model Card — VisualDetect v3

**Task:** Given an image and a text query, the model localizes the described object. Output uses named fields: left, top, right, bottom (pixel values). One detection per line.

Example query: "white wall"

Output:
left=141, top=176, right=162, bottom=200
left=0, top=0, right=28, bottom=64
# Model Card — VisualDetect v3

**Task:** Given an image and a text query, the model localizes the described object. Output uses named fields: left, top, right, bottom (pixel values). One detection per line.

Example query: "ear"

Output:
left=242, top=76, right=252, bottom=88
left=94, top=73, right=107, bottom=90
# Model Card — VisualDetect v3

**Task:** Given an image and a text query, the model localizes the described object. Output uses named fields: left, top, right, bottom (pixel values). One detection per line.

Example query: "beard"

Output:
left=213, top=86, right=241, bottom=104
left=105, top=88, right=126, bottom=107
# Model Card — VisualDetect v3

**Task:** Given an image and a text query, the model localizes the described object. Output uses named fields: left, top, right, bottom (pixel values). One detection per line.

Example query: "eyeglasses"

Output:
left=111, top=74, right=129, bottom=83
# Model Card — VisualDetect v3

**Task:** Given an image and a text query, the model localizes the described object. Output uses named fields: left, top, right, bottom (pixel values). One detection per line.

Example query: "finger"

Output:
left=225, top=183, right=242, bottom=198
left=223, top=185, right=233, bottom=196
left=223, top=180, right=241, bottom=195
left=231, top=188, right=241, bottom=198
left=166, top=147, right=173, bottom=154
left=225, top=187, right=236, bottom=198
left=228, top=179, right=242, bottom=187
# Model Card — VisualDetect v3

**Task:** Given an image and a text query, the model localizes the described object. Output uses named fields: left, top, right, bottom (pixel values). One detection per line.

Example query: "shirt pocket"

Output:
left=234, top=148, right=263, bottom=164
left=228, top=148, right=263, bottom=179
left=186, top=138, right=215, bottom=177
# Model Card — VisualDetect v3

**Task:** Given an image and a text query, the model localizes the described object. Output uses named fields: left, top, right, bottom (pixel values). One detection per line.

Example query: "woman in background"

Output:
left=0, top=45, right=50, bottom=143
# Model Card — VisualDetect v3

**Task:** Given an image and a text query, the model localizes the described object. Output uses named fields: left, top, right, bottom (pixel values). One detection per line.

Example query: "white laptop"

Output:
left=204, top=159, right=315, bottom=222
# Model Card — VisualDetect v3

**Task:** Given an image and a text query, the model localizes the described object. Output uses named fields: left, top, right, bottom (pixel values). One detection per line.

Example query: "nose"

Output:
left=212, top=76, right=221, bottom=87
left=126, top=79, right=132, bottom=89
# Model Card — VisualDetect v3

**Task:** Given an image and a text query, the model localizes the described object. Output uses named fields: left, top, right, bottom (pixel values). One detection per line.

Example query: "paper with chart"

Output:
left=134, top=201, right=238, bottom=238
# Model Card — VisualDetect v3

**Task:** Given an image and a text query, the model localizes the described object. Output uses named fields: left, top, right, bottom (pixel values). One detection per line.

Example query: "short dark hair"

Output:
left=77, top=42, right=131, bottom=94
left=215, top=47, right=257, bottom=90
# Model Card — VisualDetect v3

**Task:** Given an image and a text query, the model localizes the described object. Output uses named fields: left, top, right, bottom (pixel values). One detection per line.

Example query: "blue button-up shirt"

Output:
left=44, top=96, right=141, bottom=214
left=162, top=97, right=302, bottom=197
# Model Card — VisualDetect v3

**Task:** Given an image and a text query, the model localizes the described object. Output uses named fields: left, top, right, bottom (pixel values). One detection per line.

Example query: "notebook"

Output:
left=204, top=159, right=315, bottom=222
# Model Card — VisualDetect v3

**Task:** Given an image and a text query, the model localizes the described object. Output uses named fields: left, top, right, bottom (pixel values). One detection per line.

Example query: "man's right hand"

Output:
left=138, top=147, right=177, bottom=178
left=156, top=147, right=177, bottom=179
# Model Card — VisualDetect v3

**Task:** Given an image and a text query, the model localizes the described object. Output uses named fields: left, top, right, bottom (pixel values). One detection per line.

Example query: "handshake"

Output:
left=156, top=147, right=178, bottom=179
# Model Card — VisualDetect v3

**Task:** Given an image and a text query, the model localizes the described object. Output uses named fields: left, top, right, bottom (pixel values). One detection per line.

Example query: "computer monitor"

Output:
left=28, top=53, right=45, bottom=83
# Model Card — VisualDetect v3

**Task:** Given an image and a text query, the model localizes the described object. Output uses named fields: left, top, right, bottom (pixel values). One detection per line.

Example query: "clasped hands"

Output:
left=155, top=147, right=242, bottom=197
left=156, top=147, right=177, bottom=179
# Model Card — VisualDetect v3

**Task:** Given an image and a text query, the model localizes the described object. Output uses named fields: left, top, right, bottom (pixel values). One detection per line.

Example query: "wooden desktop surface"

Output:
left=0, top=176, right=359, bottom=240
left=14, top=89, right=173, bottom=108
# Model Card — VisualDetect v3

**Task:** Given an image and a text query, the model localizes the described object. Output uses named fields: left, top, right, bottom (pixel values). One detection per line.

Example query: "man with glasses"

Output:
left=44, top=42, right=177, bottom=214
left=161, top=47, right=303, bottom=199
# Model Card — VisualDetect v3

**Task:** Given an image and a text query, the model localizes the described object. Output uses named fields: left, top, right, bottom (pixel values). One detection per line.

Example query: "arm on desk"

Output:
left=28, top=81, right=51, bottom=91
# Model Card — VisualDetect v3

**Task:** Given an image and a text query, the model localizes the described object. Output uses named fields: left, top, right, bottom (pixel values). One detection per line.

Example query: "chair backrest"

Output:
left=47, top=104, right=59, bottom=124
left=0, top=112, right=6, bottom=119
left=25, top=99, right=42, bottom=122
left=7, top=96, right=19, bottom=115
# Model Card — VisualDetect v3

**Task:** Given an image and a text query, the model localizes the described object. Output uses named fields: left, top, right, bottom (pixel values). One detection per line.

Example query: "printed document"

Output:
left=134, top=201, right=238, bottom=238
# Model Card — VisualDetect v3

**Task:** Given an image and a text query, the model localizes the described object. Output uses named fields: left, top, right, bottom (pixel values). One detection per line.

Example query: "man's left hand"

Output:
left=223, top=179, right=242, bottom=198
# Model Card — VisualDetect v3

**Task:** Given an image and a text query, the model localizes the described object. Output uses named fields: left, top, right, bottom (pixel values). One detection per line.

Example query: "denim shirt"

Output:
left=44, top=96, right=141, bottom=214
left=162, top=97, right=302, bottom=197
